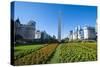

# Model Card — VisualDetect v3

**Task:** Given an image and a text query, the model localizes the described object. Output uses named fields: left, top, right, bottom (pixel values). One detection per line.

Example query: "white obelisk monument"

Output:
left=58, top=11, right=61, bottom=42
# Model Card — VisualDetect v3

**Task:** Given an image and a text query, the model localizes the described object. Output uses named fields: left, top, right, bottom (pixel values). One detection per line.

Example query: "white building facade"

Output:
left=68, top=26, right=96, bottom=41
left=35, top=30, right=41, bottom=39
left=83, top=26, right=96, bottom=40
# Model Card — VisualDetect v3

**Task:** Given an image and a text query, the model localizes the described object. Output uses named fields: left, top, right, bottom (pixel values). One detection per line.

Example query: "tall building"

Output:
left=68, top=30, right=73, bottom=40
left=83, top=26, right=96, bottom=40
left=14, top=19, right=36, bottom=41
left=35, top=30, right=41, bottom=39
left=53, top=35, right=56, bottom=39
left=73, top=27, right=78, bottom=40
left=41, top=31, right=51, bottom=40
left=58, top=11, right=61, bottom=42
left=68, top=25, right=96, bottom=41
left=77, top=26, right=84, bottom=40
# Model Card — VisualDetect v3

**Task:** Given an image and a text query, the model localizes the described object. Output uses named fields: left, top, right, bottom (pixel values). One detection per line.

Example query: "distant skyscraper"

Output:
left=58, top=11, right=61, bottom=42
left=83, top=26, right=96, bottom=40
left=35, top=30, right=41, bottom=39
left=69, top=30, right=73, bottom=40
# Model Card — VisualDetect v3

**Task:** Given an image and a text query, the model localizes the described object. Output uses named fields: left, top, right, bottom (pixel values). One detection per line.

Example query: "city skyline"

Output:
left=13, top=1, right=97, bottom=39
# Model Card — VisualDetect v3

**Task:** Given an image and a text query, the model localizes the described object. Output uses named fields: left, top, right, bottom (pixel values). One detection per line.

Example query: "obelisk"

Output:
left=58, top=11, right=61, bottom=42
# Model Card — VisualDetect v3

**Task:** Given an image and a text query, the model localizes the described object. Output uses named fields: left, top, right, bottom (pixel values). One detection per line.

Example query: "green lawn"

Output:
left=48, top=44, right=61, bottom=63
left=14, top=44, right=58, bottom=65
left=14, top=44, right=45, bottom=60
left=48, top=42, right=97, bottom=63
left=14, top=42, right=97, bottom=65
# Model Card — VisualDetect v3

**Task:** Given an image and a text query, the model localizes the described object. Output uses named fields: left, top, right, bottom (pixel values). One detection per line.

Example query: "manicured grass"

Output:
left=48, top=44, right=61, bottom=63
left=14, top=44, right=45, bottom=60
left=14, top=42, right=97, bottom=65
left=59, top=42, right=97, bottom=63
left=14, top=44, right=58, bottom=65
left=47, top=42, right=97, bottom=63
left=81, top=42, right=97, bottom=50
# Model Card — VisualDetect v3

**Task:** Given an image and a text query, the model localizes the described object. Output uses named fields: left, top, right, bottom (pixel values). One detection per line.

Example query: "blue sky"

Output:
left=12, top=1, right=97, bottom=39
